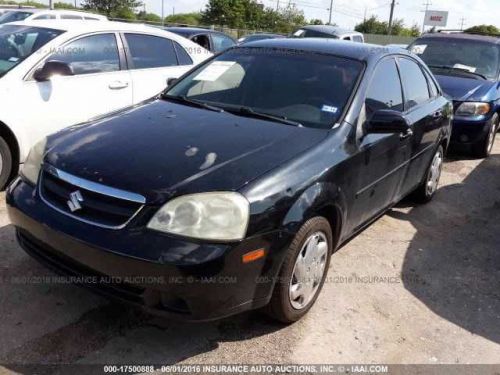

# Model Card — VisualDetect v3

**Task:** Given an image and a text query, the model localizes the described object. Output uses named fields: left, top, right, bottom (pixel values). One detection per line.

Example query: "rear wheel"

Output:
left=411, top=145, right=444, bottom=204
left=266, top=217, right=332, bottom=323
left=473, top=114, right=498, bottom=158
left=0, top=137, right=12, bottom=191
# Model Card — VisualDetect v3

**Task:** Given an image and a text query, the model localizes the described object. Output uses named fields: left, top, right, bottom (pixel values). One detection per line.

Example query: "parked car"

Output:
left=7, top=40, right=452, bottom=323
left=0, top=6, right=36, bottom=17
left=291, top=25, right=364, bottom=42
left=0, top=20, right=210, bottom=189
left=0, top=9, right=108, bottom=24
left=166, top=27, right=236, bottom=53
left=409, top=32, right=500, bottom=157
left=237, top=33, right=284, bottom=44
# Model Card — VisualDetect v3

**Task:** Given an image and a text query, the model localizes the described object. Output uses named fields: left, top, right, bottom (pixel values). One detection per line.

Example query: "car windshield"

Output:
left=410, top=38, right=500, bottom=80
left=0, top=24, right=63, bottom=77
left=165, top=48, right=363, bottom=129
left=0, top=10, right=34, bottom=24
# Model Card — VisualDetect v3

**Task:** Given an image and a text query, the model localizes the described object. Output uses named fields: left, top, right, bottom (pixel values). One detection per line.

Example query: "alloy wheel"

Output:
left=486, top=122, right=496, bottom=155
left=426, top=148, right=443, bottom=196
left=289, top=231, right=328, bottom=310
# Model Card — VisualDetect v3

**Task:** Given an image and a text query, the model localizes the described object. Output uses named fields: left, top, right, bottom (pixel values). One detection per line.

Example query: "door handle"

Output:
left=400, top=128, right=413, bottom=140
left=108, top=81, right=129, bottom=90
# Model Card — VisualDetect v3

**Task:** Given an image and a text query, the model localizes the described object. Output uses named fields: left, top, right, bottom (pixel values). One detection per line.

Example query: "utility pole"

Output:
left=459, top=17, right=466, bottom=30
left=161, top=0, right=165, bottom=26
left=364, top=7, right=367, bottom=21
left=49, top=0, right=54, bottom=9
left=387, top=0, right=396, bottom=35
left=276, top=0, right=280, bottom=11
left=328, top=0, right=334, bottom=25
left=421, top=0, right=432, bottom=34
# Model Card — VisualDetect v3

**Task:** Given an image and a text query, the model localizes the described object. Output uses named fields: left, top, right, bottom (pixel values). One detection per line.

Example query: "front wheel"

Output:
left=473, top=114, right=498, bottom=158
left=0, top=136, right=12, bottom=191
left=266, top=217, right=333, bottom=323
left=411, top=145, right=444, bottom=204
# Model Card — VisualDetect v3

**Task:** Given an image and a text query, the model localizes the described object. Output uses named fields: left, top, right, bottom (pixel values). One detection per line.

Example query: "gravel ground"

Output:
left=0, top=136, right=499, bottom=372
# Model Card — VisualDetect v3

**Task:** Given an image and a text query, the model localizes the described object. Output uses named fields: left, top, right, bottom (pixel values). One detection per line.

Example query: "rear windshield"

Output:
left=0, top=25, right=63, bottom=77
left=167, top=47, right=363, bottom=129
left=410, top=38, right=500, bottom=80
left=0, top=10, right=33, bottom=24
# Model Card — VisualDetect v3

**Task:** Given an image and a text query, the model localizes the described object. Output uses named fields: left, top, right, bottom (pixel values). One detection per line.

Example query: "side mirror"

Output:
left=33, top=61, right=73, bottom=82
left=167, top=77, right=178, bottom=86
left=365, top=109, right=412, bottom=136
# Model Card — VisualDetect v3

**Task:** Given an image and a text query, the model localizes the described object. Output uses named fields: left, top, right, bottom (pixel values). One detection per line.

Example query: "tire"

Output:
left=472, top=114, right=498, bottom=158
left=0, top=136, right=12, bottom=191
left=266, top=217, right=333, bottom=323
left=411, top=145, right=444, bottom=204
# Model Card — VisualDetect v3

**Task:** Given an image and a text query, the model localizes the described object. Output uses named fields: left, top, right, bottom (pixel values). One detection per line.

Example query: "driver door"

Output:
left=21, top=33, right=133, bottom=147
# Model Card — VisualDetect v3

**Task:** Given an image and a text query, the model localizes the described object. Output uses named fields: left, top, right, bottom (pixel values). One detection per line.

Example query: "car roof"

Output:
left=166, top=27, right=218, bottom=35
left=417, top=32, right=500, bottom=45
left=299, top=25, right=362, bottom=36
left=8, top=19, right=170, bottom=33
left=240, top=38, right=408, bottom=61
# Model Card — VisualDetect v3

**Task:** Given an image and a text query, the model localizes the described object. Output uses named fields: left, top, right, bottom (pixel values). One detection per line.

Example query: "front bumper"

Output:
left=7, top=179, right=293, bottom=321
left=450, top=116, right=493, bottom=148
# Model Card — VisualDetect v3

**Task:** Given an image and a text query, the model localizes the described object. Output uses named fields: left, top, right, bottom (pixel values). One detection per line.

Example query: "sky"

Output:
left=62, top=0, right=500, bottom=31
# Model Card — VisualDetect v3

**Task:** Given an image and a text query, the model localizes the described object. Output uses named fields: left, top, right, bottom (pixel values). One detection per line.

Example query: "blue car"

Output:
left=410, top=32, right=500, bottom=157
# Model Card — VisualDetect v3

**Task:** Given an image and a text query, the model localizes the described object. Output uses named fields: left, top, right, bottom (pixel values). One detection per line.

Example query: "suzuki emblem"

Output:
left=67, top=190, right=84, bottom=212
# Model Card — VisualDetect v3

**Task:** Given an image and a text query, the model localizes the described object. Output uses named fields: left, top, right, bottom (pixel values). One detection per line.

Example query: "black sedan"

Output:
left=7, top=39, right=452, bottom=323
left=165, top=27, right=236, bottom=53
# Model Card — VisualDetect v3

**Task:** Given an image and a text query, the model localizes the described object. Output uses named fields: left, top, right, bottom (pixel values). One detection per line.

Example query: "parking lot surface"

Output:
left=1, top=136, right=500, bottom=371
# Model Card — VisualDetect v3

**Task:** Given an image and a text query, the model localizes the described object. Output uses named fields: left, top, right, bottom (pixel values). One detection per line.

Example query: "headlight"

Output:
left=456, top=102, right=491, bottom=117
left=147, top=192, right=249, bottom=241
left=20, top=137, right=47, bottom=185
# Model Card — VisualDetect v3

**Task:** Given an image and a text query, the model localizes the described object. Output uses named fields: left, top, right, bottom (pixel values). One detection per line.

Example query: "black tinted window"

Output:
left=47, top=33, right=120, bottom=75
left=398, top=58, right=430, bottom=109
left=125, top=34, right=178, bottom=69
left=173, top=41, right=192, bottom=65
left=365, top=59, right=403, bottom=117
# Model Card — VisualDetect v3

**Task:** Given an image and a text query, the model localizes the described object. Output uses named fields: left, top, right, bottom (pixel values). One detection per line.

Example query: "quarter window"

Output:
left=423, top=68, right=439, bottom=97
left=124, top=34, right=178, bottom=69
left=365, top=59, right=404, bottom=118
left=211, top=33, right=235, bottom=52
left=398, top=58, right=431, bottom=109
left=46, top=33, right=120, bottom=75
left=173, top=41, right=193, bottom=65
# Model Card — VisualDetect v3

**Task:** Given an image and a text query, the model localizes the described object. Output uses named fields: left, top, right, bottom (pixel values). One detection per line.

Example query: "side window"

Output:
left=46, top=33, right=120, bottom=75
left=211, top=34, right=235, bottom=53
left=61, top=14, right=83, bottom=19
left=33, top=14, right=56, bottom=20
left=353, top=35, right=363, bottom=43
left=84, top=16, right=99, bottom=20
left=365, top=59, right=404, bottom=119
left=423, top=68, right=439, bottom=97
left=173, top=41, right=193, bottom=65
left=343, top=36, right=351, bottom=41
left=398, top=58, right=431, bottom=109
left=124, top=33, right=178, bottom=69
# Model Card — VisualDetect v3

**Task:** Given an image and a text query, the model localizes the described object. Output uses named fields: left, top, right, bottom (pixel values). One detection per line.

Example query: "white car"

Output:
left=0, top=9, right=108, bottom=24
left=0, top=20, right=211, bottom=188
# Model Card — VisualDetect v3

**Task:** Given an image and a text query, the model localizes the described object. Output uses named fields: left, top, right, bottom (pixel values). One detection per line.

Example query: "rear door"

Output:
left=348, top=57, right=411, bottom=230
left=397, top=57, right=442, bottom=196
left=122, top=33, right=192, bottom=104
left=22, top=32, right=133, bottom=145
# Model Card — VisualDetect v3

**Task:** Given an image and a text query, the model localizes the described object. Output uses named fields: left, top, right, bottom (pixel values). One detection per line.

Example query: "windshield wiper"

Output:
left=161, top=94, right=224, bottom=112
left=225, top=106, right=303, bottom=127
left=428, top=65, right=488, bottom=80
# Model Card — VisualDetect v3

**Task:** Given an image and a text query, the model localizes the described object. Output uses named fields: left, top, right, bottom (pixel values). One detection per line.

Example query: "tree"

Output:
left=465, top=25, right=499, bottom=35
left=137, top=11, right=161, bottom=23
left=309, top=19, right=323, bottom=25
left=355, top=15, right=420, bottom=37
left=82, top=0, right=142, bottom=18
left=54, top=2, right=77, bottom=9
left=165, top=12, right=202, bottom=26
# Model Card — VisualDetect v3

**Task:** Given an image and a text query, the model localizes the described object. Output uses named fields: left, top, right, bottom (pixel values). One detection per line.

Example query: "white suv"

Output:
left=0, top=9, right=108, bottom=24
left=0, top=20, right=211, bottom=188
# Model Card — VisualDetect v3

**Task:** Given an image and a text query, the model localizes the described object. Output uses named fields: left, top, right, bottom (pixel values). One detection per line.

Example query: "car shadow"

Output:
left=0, top=224, right=288, bottom=374
left=390, top=154, right=500, bottom=344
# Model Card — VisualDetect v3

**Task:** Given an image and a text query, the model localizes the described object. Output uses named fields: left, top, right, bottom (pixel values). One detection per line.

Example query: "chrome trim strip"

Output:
left=39, top=166, right=145, bottom=230
left=44, top=165, right=146, bottom=204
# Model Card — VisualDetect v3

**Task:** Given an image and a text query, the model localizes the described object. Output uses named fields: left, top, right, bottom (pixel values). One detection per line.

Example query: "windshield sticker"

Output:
left=410, top=44, right=427, bottom=54
left=322, top=105, right=338, bottom=114
left=453, top=63, right=477, bottom=73
left=194, top=61, right=236, bottom=82
left=293, top=29, right=305, bottom=37
left=8, top=57, right=19, bottom=62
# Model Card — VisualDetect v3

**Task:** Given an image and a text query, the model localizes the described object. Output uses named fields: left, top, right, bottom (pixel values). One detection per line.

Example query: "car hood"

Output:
left=434, top=74, right=497, bottom=102
left=45, top=100, right=327, bottom=204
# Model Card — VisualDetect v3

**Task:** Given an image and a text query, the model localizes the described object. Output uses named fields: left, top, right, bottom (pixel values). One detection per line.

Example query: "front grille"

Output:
left=39, top=165, right=145, bottom=229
